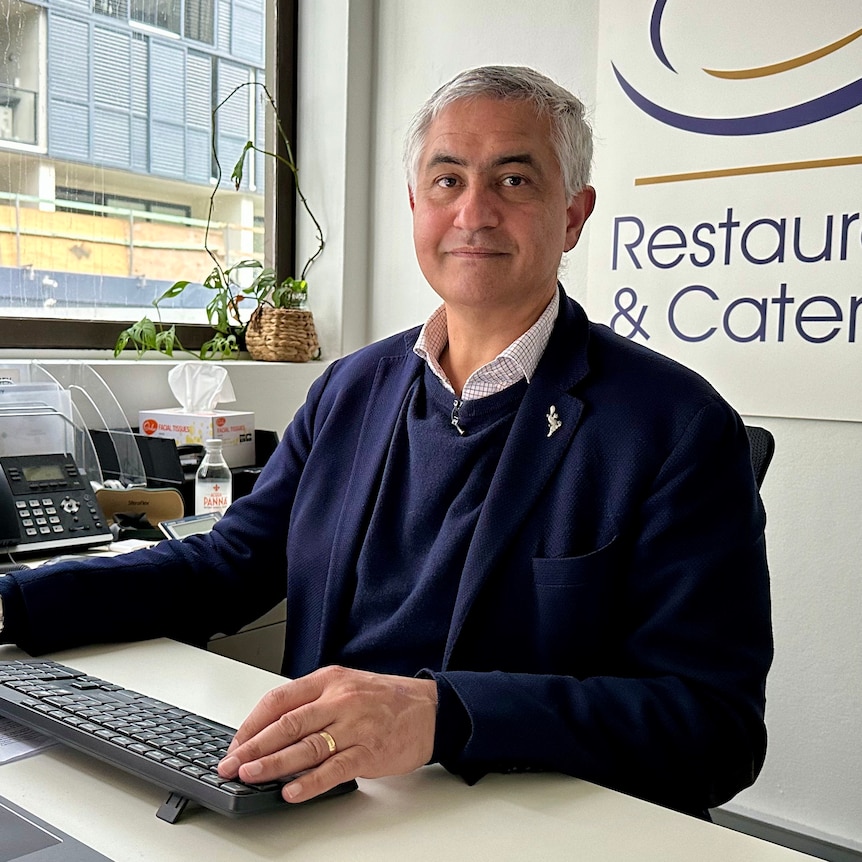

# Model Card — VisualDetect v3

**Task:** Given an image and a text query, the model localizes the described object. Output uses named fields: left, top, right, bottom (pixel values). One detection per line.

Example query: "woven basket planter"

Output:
left=244, top=306, right=320, bottom=362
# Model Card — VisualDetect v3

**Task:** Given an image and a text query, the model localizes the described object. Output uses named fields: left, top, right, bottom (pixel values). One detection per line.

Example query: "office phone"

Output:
left=0, top=453, right=113, bottom=557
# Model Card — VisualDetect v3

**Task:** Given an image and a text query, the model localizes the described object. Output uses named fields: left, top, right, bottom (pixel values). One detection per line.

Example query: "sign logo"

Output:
left=141, top=418, right=158, bottom=436
left=613, top=0, right=862, bottom=136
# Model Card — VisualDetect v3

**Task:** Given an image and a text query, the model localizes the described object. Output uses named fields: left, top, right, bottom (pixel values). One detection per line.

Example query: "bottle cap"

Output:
left=205, top=438, right=222, bottom=448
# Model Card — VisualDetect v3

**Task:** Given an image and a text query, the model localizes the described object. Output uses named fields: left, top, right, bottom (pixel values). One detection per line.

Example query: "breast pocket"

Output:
left=530, top=536, right=621, bottom=673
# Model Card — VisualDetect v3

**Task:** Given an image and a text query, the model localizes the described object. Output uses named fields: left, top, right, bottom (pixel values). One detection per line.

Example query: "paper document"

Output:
left=0, top=716, right=55, bottom=764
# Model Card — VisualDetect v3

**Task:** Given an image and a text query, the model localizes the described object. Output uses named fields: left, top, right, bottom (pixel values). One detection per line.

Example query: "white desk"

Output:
left=0, top=639, right=814, bottom=862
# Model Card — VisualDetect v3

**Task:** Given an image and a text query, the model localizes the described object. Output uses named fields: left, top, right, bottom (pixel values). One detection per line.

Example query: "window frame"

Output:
left=0, top=0, right=298, bottom=352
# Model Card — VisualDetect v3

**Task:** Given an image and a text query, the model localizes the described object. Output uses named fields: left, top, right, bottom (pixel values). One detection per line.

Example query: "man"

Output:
left=0, top=66, right=772, bottom=818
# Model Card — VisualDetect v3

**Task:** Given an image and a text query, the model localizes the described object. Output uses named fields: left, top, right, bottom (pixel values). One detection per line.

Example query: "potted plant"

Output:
left=114, top=82, right=322, bottom=362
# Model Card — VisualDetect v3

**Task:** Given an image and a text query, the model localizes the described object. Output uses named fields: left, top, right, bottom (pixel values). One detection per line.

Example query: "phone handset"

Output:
left=0, top=462, right=22, bottom=546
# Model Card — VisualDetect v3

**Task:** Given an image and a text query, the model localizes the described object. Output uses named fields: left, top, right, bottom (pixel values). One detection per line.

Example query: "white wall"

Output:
left=741, top=416, right=862, bottom=849
left=366, top=0, right=599, bottom=338
left=304, top=0, right=861, bottom=853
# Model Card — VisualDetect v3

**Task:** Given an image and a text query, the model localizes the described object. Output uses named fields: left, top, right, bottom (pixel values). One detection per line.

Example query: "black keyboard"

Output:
left=0, top=659, right=356, bottom=822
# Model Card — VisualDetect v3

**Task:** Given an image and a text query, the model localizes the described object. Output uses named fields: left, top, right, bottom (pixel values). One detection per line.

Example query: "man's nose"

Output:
left=452, top=184, right=500, bottom=232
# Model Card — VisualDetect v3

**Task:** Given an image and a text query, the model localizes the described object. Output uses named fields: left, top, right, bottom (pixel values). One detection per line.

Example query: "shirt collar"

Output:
left=413, top=289, right=560, bottom=400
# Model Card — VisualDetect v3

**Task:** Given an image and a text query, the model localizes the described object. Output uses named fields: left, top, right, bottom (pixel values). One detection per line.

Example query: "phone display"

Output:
left=158, top=512, right=221, bottom=540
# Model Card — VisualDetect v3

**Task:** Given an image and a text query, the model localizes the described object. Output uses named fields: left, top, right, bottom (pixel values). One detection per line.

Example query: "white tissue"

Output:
left=168, top=363, right=236, bottom=412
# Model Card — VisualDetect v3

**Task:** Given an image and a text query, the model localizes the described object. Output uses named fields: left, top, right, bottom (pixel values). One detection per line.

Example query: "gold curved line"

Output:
left=634, top=155, right=862, bottom=185
left=704, top=25, right=862, bottom=79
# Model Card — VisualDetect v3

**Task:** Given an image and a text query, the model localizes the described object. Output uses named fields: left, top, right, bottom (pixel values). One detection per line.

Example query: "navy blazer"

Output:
left=4, top=289, right=772, bottom=816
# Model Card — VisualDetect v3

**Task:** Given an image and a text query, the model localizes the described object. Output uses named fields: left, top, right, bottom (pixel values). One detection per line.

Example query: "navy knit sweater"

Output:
left=340, top=366, right=528, bottom=676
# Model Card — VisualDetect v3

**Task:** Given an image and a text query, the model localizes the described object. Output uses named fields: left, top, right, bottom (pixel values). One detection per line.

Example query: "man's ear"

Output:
left=408, top=185, right=416, bottom=212
left=564, top=185, right=596, bottom=252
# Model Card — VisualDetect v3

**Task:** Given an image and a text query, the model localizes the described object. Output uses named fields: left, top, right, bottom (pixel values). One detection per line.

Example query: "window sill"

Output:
left=0, top=353, right=333, bottom=433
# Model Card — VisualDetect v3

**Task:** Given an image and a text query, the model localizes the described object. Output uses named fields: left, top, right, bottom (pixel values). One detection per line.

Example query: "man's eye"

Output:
left=502, top=176, right=525, bottom=187
left=436, top=176, right=458, bottom=188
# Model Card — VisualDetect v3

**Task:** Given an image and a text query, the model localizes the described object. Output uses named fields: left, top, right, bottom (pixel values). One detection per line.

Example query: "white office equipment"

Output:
left=0, top=363, right=146, bottom=556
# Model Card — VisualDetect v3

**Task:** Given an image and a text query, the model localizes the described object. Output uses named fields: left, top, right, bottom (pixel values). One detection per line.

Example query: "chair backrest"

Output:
left=745, top=425, right=775, bottom=489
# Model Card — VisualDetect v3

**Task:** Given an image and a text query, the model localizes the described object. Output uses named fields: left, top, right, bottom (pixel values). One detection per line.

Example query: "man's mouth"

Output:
left=447, top=247, right=506, bottom=257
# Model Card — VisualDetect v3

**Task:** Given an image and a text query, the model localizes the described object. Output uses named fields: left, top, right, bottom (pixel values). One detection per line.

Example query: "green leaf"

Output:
left=154, top=326, right=178, bottom=356
left=157, top=280, right=192, bottom=303
left=200, top=332, right=239, bottom=360
left=226, top=258, right=265, bottom=275
left=230, top=142, right=254, bottom=191
left=113, top=329, right=131, bottom=357
left=271, top=276, right=308, bottom=308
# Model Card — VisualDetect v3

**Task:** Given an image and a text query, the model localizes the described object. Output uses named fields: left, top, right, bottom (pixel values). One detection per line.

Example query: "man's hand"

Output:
left=217, top=665, right=438, bottom=803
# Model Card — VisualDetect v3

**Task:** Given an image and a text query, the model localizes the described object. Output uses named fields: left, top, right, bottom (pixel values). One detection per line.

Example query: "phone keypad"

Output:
left=16, top=493, right=104, bottom=538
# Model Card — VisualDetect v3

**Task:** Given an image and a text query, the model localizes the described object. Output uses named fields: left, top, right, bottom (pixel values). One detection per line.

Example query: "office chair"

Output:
left=744, top=425, right=775, bottom=489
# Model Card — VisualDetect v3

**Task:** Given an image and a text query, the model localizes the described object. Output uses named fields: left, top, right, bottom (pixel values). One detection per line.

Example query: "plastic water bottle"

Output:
left=195, top=439, right=232, bottom=516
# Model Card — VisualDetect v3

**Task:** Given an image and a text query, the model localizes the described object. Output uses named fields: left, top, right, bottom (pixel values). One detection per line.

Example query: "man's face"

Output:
left=410, top=96, right=594, bottom=318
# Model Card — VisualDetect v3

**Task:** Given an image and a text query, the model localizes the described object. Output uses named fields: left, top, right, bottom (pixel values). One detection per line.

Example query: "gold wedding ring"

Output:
left=318, top=730, right=337, bottom=755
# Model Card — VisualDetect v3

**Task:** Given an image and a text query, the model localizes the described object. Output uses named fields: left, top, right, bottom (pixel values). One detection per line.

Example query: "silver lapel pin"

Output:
left=546, top=405, right=562, bottom=438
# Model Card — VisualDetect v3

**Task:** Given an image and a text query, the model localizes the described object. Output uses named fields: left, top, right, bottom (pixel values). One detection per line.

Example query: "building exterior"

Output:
left=0, top=0, right=267, bottom=317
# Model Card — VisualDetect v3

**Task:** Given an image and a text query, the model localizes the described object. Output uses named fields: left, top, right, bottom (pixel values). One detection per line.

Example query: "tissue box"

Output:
left=139, top=408, right=255, bottom=468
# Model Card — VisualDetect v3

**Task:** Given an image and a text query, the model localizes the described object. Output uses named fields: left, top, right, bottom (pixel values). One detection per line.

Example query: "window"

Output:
left=56, top=187, right=192, bottom=221
left=94, top=0, right=129, bottom=20
left=0, top=0, right=296, bottom=350
left=131, top=0, right=181, bottom=35
left=96, top=0, right=212, bottom=43
left=184, top=0, right=214, bottom=44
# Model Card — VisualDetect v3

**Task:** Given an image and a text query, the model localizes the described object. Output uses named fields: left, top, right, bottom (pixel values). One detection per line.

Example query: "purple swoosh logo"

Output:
left=616, top=1, right=862, bottom=136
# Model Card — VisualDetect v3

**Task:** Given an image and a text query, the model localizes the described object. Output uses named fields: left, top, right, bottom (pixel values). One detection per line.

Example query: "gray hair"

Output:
left=403, top=65, right=593, bottom=200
